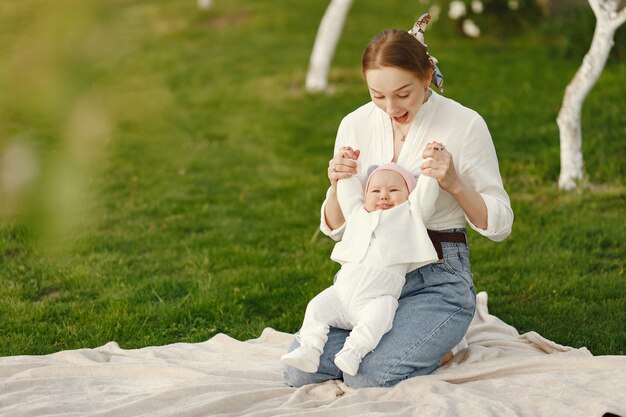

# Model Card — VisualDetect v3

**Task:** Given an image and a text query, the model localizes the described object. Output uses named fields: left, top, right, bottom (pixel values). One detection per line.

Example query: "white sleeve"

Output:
left=319, top=117, right=352, bottom=241
left=319, top=189, right=346, bottom=241
left=460, top=115, right=514, bottom=242
left=336, top=160, right=364, bottom=217
left=410, top=174, right=439, bottom=223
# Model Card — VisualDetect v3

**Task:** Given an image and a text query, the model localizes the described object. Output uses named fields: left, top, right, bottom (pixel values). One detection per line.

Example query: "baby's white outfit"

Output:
left=281, top=166, right=439, bottom=375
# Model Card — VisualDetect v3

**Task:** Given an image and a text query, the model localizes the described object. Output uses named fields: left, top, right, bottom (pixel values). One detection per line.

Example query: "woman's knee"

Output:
left=282, top=363, right=318, bottom=388
left=343, top=365, right=392, bottom=388
left=342, top=309, right=472, bottom=388
left=343, top=354, right=438, bottom=388
left=343, top=372, right=382, bottom=388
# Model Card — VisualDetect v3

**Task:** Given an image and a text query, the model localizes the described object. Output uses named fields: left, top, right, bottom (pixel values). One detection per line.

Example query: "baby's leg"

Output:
left=282, top=327, right=349, bottom=387
left=299, top=287, right=347, bottom=348
left=281, top=287, right=346, bottom=373
left=334, top=295, right=398, bottom=376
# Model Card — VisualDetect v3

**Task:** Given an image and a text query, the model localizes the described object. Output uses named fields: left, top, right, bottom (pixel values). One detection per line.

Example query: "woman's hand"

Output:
left=421, top=141, right=461, bottom=194
left=422, top=141, right=489, bottom=229
left=328, top=146, right=360, bottom=188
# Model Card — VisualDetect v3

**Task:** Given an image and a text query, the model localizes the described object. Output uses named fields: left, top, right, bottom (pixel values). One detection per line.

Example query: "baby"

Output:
left=281, top=162, right=440, bottom=376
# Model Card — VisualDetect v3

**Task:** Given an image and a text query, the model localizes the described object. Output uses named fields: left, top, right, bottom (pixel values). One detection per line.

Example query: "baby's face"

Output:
left=364, top=170, right=410, bottom=212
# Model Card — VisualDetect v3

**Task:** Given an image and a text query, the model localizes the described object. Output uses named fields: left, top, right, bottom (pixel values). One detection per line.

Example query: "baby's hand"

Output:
left=328, top=146, right=360, bottom=186
left=337, top=146, right=360, bottom=163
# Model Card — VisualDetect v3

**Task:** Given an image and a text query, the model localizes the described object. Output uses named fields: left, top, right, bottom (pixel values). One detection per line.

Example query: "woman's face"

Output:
left=365, top=66, right=430, bottom=126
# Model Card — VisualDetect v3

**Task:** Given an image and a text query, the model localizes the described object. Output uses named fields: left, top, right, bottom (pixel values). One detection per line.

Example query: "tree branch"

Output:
left=610, top=5, right=626, bottom=28
left=598, top=0, right=619, bottom=14
left=589, top=0, right=602, bottom=17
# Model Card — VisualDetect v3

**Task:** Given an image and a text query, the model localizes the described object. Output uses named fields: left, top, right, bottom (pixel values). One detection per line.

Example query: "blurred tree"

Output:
left=304, top=0, right=549, bottom=92
left=0, top=0, right=167, bottom=252
left=197, top=0, right=213, bottom=10
left=305, top=0, right=353, bottom=92
left=536, top=0, right=588, bottom=16
left=443, top=0, right=544, bottom=38
left=557, top=0, right=626, bottom=190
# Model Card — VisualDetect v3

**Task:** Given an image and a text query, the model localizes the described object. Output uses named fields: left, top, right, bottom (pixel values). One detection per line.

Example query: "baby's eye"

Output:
left=373, top=95, right=384, bottom=100
left=398, top=94, right=409, bottom=98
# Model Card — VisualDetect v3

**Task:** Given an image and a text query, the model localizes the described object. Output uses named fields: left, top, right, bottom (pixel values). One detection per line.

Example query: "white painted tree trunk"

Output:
left=305, top=0, right=353, bottom=92
left=197, top=0, right=213, bottom=10
left=556, top=0, right=626, bottom=190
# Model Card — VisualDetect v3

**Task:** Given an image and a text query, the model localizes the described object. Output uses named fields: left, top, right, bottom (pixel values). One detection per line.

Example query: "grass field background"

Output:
left=0, top=0, right=624, bottom=356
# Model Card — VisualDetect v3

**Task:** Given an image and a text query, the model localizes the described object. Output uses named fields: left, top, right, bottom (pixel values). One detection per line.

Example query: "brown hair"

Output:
left=361, top=29, right=432, bottom=81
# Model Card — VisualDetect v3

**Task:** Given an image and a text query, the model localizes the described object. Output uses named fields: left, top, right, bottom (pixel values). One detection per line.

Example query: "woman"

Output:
left=283, top=19, right=513, bottom=388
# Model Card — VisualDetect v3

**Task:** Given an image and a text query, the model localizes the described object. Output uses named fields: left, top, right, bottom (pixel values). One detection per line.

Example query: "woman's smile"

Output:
left=393, top=111, right=409, bottom=124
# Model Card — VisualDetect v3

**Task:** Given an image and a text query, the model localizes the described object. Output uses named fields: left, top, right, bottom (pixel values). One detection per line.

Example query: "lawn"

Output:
left=0, top=0, right=624, bottom=357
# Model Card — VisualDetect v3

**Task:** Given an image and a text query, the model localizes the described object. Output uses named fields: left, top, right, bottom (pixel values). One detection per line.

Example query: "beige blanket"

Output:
left=1, top=292, right=624, bottom=417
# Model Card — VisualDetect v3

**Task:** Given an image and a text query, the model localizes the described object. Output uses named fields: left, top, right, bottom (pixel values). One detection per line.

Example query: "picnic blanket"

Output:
left=1, top=292, right=624, bottom=417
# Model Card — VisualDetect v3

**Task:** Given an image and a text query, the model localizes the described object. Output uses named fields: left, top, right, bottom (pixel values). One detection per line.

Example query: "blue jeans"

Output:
left=282, top=228, right=476, bottom=388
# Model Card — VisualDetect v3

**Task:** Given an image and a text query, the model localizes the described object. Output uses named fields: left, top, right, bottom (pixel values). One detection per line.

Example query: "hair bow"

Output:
left=408, top=13, right=444, bottom=92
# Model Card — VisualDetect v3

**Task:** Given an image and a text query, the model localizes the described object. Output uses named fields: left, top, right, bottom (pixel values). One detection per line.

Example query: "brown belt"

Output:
left=427, top=229, right=467, bottom=260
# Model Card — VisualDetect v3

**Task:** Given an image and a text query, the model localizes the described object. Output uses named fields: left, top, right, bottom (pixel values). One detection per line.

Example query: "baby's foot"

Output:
left=334, top=348, right=362, bottom=376
left=281, top=345, right=321, bottom=373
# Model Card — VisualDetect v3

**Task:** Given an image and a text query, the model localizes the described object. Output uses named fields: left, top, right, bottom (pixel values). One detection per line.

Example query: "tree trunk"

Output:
left=556, top=0, right=626, bottom=190
left=305, top=0, right=353, bottom=92
left=556, top=22, right=616, bottom=189
left=197, top=0, right=213, bottom=10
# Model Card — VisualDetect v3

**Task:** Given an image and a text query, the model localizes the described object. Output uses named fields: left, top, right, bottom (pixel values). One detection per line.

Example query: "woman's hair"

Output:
left=361, top=29, right=432, bottom=80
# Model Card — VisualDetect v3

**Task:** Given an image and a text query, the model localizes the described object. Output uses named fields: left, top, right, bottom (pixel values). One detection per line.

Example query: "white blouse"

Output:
left=320, top=90, right=514, bottom=243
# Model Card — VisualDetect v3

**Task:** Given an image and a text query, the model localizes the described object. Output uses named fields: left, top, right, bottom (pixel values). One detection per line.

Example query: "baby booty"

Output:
left=334, top=347, right=362, bottom=376
left=281, top=344, right=321, bottom=373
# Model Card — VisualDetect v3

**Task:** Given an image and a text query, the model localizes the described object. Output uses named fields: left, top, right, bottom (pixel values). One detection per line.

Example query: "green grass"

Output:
left=0, top=0, right=624, bottom=356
